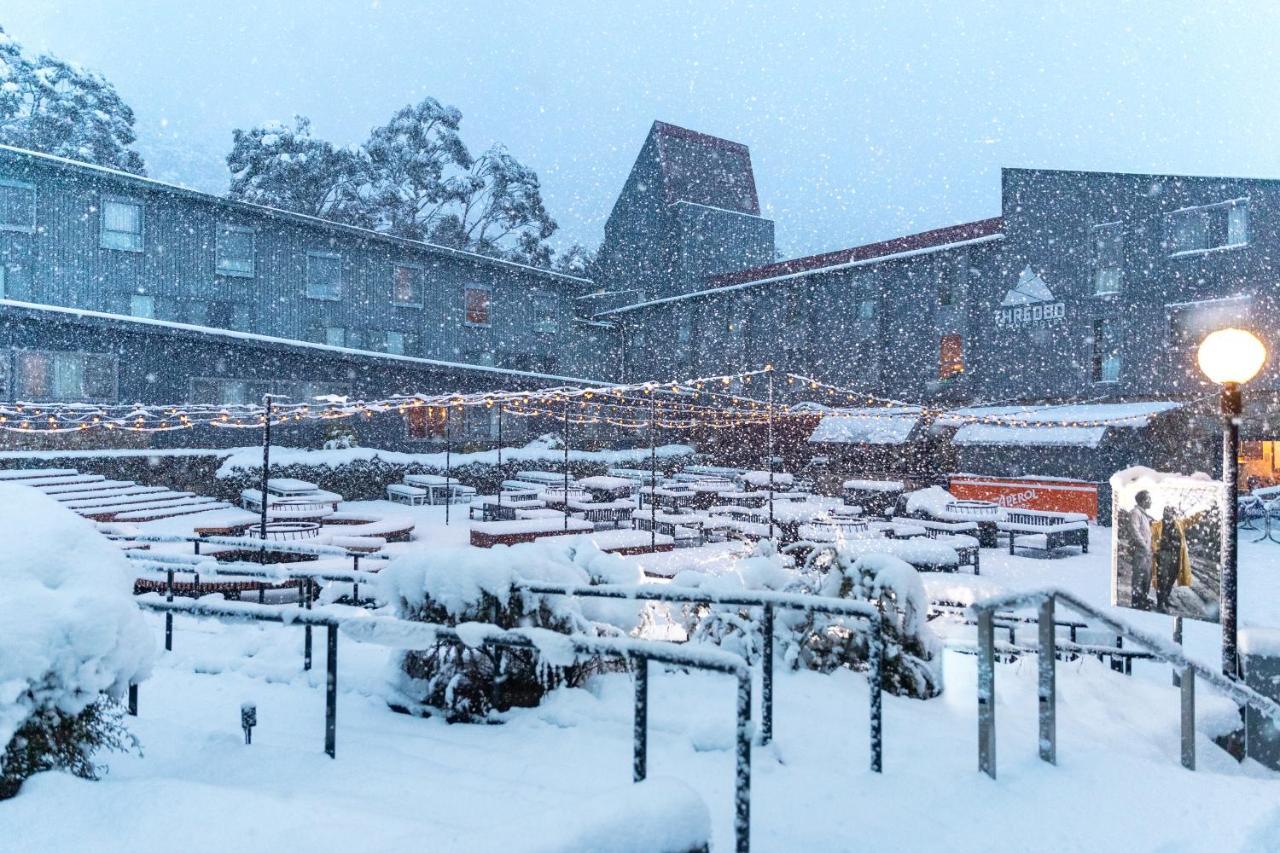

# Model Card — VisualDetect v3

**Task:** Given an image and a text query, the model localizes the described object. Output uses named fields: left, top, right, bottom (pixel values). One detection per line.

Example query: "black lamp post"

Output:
left=1197, top=327, right=1266, bottom=679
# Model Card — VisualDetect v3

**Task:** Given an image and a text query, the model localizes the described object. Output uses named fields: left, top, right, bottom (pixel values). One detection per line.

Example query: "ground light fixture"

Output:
left=1197, top=327, right=1267, bottom=679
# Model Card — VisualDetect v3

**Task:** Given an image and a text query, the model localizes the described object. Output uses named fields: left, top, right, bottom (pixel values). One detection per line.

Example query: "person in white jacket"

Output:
left=1126, top=490, right=1155, bottom=609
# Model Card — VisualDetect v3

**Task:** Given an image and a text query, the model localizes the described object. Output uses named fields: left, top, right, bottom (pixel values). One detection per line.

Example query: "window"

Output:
left=939, top=334, right=964, bottom=379
left=216, top=224, right=255, bottom=277
left=15, top=351, right=116, bottom=402
left=677, top=314, right=693, bottom=345
left=464, top=349, right=496, bottom=366
left=533, top=292, right=559, bottom=334
left=306, top=252, right=342, bottom=300
left=858, top=299, right=877, bottom=321
left=406, top=406, right=449, bottom=441
left=0, top=266, right=6, bottom=299
left=100, top=198, right=143, bottom=251
left=1168, top=201, right=1249, bottom=255
left=325, top=326, right=346, bottom=348
left=0, top=180, right=35, bottom=232
left=465, top=286, right=491, bottom=326
left=129, top=294, right=154, bottom=319
left=1092, top=222, right=1123, bottom=295
left=386, top=330, right=406, bottom=355
left=1167, top=296, right=1253, bottom=350
left=1091, top=318, right=1121, bottom=383
left=392, top=264, right=423, bottom=306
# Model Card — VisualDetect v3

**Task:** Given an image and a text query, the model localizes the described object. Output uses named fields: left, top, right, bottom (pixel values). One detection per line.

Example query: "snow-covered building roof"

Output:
left=807, top=407, right=922, bottom=445
left=945, top=401, right=1183, bottom=448
left=594, top=217, right=1003, bottom=317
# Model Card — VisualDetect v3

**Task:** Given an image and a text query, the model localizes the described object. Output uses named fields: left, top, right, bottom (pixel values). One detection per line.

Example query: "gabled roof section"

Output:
left=650, top=121, right=761, bottom=215
left=709, top=217, right=1004, bottom=288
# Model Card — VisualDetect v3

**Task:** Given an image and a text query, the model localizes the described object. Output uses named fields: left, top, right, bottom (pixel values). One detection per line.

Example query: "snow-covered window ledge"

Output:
left=1168, top=242, right=1249, bottom=260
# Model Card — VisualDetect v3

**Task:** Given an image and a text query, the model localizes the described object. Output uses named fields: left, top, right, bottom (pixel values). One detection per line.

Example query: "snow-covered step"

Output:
left=25, top=474, right=107, bottom=488
left=63, top=490, right=193, bottom=510
left=0, top=468, right=78, bottom=481
left=111, top=500, right=232, bottom=522
left=41, top=479, right=137, bottom=495
left=77, top=495, right=212, bottom=520
left=53, top=485, right=167, bottom=503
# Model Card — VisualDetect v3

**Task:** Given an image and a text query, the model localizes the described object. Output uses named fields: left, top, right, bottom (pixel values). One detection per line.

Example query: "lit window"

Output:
left=939, top=334, right=964, bottom=379
left=406, top=406, right=448, bottom=441
left=1091, top=318, right=1121, bottom=383
left=0, top=180, right=35, bottom=232
left=386, top=330, right=406, bottom=355
left=15, top=351, right=116, bottom=402
left=307, top=252, right=342, bottom=300
left=465, top=287, right=491, bottom=325
left=1092, top=222, right=1123, bottom=295
left=392, top=265, right=423, bottom=306
left=129, top=294, right=154, bottom=319
left=101, top=198, right=143, bottom=251
left=216, top=225, right=255, bottom=277
left=325, top=326, right=346, bottom=348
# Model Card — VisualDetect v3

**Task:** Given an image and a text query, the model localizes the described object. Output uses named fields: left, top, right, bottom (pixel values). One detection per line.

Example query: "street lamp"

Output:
left=1197, top=327, right=1267, bottom=679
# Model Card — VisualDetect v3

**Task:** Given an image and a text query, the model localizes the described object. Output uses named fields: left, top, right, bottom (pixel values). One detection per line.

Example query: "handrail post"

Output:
left=325, top=624, right=337, bottom=758
left=164, top=568, right=174, bottom=652
left=633, top=656, right=648, bottom=782
left=761, top=603, right=774, bottom=745
left=1038, top=596, right=1056, bottom=765
left=302, top=577, right=313, bottom=672
left=977, top=607, right=996, bottom=778
left=1181, top=667, right=1195, bottom=770
left=734, top=668, right=752, bottom=853
left=869, top=612, right=883, bottom=773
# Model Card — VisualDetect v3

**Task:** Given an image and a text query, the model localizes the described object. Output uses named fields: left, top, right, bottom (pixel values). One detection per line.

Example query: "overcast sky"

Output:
left=6, top=1, right=1280, bottom=259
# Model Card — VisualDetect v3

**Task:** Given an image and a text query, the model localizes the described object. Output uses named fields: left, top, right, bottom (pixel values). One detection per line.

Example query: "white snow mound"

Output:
left=0, top=484, right=154, bottom=747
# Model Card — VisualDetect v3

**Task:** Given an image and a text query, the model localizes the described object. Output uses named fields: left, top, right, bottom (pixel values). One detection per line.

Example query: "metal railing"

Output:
left=969, top=587, right=1280, bottom=778
left=135, top=595, right=755, bottom=853
left=512, top=581, right=884, bottom=770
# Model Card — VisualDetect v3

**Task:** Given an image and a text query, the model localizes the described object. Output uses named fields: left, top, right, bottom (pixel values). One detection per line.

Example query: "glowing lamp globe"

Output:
left=1197, top=328, right=1266, bottom=386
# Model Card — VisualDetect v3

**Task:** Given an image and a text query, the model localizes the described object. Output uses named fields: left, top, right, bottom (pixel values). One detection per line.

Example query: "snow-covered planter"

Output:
left=0, top=485, right=154, bottom=799
left=673, top=541, right=942, bottom=699
left=379, top=541, right=644, bottom=722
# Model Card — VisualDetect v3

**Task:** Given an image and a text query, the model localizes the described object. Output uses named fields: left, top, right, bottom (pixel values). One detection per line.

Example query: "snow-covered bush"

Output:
left=321, top=421, right=359, bottom=450
left=0, top=485, right=154, bottom=798
left=379, top=540, right=644, bottom=722
left=673, top=540, right=942, bottom=698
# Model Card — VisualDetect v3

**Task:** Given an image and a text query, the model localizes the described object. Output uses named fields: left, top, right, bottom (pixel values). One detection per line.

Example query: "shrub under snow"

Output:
left=673, top=540, right=943, bottom=698
left=0, top=484, right=154, bottom=798
left=379, top=540, right=644, bottom=722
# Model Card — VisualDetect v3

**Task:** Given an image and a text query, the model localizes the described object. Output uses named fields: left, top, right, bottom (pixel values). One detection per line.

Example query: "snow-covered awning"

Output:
left=944, top=401, right=1183, bottom=448
left=806, top=406, right=922, bottom=445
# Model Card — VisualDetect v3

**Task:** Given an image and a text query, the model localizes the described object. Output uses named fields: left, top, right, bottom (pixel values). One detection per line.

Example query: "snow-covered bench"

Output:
left=386, top=483, right=429, bottom=505
left=998, top=509, right=1089, bottom=555
left=470, top=517, right=593, bottom=548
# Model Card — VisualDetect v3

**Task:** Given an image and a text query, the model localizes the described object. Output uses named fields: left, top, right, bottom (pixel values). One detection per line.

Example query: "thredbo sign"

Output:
left=994, top=265, right=1067, bottom=330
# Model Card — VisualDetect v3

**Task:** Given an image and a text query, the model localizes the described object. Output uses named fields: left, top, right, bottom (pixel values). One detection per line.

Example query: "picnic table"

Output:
left=998, top=509, right=1089, bottom=555
left=403, top=473, right=476, bottom=505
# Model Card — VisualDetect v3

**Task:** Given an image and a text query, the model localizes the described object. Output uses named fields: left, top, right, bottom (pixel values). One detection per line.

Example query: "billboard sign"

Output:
left=950, top=474, right=1099, bottom=520
left=1110, top=466, right=1221, bottom=622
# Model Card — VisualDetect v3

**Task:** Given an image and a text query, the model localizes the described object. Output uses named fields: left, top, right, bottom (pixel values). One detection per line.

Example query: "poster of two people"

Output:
left=1111, top=466, right=1222, bottom=621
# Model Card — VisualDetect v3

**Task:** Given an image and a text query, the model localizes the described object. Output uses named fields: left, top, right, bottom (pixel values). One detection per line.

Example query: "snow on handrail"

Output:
left=515, top=581, right=880, bottom=621
left=970, top=586, right=1280, bottom=724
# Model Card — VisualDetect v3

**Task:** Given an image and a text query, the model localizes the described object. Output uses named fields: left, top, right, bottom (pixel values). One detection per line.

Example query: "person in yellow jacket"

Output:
left=1152, top=507, right=1195, bottom=612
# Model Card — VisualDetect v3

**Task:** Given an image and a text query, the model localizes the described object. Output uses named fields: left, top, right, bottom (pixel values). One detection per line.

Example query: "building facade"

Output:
left=4, top=118, right=1280, bottom=483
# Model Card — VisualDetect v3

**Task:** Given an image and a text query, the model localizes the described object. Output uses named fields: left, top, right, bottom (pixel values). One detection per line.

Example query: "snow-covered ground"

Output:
left=6, top=503, right=1280, bottom=852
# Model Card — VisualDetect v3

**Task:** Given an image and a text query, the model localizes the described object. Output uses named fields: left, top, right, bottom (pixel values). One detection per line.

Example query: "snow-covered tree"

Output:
left=226, top=116, right=367, bottom=223
left=434, top=144, right=558, bottom=266
left=553, top=242, right=597, bottom=277
left=360, top=97, right=471, bottom=241
left=0, top=27, right=145, bottom=174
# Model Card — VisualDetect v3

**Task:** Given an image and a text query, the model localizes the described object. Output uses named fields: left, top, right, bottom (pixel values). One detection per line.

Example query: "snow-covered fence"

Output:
left=513, top=581, right=884, bottom=769
left=968, top=587, right=1280, bottom=779
left=132, top=595, right=754, bottom=853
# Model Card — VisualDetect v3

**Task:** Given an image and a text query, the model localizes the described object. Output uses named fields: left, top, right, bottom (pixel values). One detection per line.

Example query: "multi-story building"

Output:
left=4, top=118, right=1279, bottom=484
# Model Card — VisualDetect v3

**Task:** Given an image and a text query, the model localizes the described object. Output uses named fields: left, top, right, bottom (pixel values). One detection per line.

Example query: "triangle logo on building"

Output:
left=1000, top=265, right=1055, bottom=307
